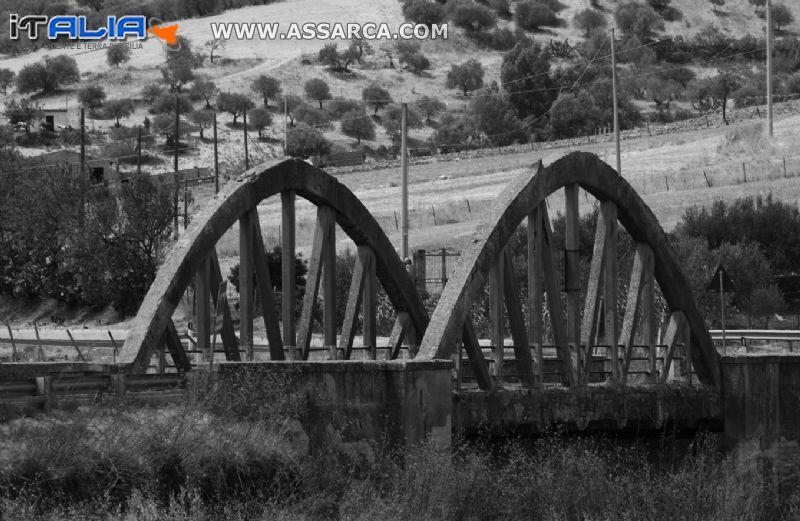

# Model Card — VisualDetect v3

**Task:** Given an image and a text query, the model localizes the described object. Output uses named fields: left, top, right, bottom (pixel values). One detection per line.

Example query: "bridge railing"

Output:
left=452, top=343, right=694, bottom=388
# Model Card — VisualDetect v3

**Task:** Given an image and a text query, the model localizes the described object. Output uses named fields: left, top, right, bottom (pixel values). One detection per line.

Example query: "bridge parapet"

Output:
left=722, top=354, right=800, bottom=448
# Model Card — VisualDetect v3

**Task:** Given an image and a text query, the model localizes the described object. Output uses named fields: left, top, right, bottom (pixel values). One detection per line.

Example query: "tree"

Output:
left=362, top=83, right=393, bottom=114
left=107, top=43, right=131, bottom=68
left=150, top=93, right=193, bottom=115
left=614, top=2, right=665, bottom=41
left=204, top=38, right=226, bottom=63
left=0, top=69, right=15, bottom=95
left=501, top=39, right=556, bottom=119
left=189, top=79, right=217, bottom=109
left=285, top=94, right=304, bottom=125
left=328, top=98, right=364, bottom=118
left=772, top=4, right=794, bottom=31
left=293, top=104, right=332, bottom=128
left=151, top=113, right=190, bottom=147
left=251, top=75, right=282, bottom=107
left=573, top=8, right=607, bottom=37
left=548, top=90, right=600, bottom=138
left=141, top=84, right=165, bottom=104
left=709, top=0, right=725, bottom=13
left=304, top=78, right=331, bottom=109
left=16, top=56, right=79, bottom=94
left=161, top=57, right=195, bottom=92
left=709, top=71, right=741, bottom=125
left=318, top=43, right=360, bottom=73
left=216, top=92, right=254, bottom=125
left=286, top=123, right=331, bottom=157
left=471, top=92, right=526, bottom=146
left=103, top=99, right=134, bottom=127
left=416, top=96, right=446, bottom=123
left=189, top=109, right=215, bottom=139
left=248, top=108, right=272, bottom=137
left=340, top=110, right=375, bottom=144
left=403, top=1, right=447, bottom=27
left=3, top=98, right=42, bottom=135
left=515, top=1, right=559, bottom=31
left=399, top=49, right=431, bottom=72
left=446, top=59, right=485, bottom=96
left=432, top=111, right=479, bottom=147
left=451, top=2, right=498, bottom=32
left=78, top=84, right=107, bottom=111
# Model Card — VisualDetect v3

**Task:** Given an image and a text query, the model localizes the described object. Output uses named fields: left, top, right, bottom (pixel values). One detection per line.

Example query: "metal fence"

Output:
left=412, top=248, right=461, bottom=293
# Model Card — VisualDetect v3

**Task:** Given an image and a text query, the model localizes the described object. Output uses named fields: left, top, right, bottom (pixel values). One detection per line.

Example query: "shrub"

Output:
left=614, top=1, right=664, bottom=40
left=362, top=83, right=393, bottom=114
left=402, top=0, right=447, bottom=26
left=340, top=110, right=376, bottom=143
left=216, top=92, right=254, bottom=124
left=304, top=78, right=331, bottom=109
left=106, top=43, right=131, bottom=67
left=515, top=1, right=559, bottom=31
left=286, top=123, right=331, bottom=157
left=400, top=49, right=431, bottom=72
left=141, top=83, right=166, bottom=103
left=0, top=68, right=14, bottom=95
left=446, top=59, right=485, bottom=95
left=573, top=8, right=607, bottom=37
left=328, top=98, right=364, bottom=118
left=451, top=1, right=498, bottom=31
left=77, top=84, right=106, bottom=111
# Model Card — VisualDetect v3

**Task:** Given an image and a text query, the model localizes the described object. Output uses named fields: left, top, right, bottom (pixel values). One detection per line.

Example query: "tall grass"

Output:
left=1, top=382, right=799, bottom=520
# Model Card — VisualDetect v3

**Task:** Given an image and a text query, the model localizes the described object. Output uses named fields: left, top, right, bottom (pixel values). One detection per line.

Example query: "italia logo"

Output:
left=9, top=14, right=180, bottom=48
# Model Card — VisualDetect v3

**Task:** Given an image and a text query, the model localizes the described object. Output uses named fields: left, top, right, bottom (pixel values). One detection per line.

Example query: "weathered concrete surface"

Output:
left=418, top=152, right=720, bottom=387
left=454, top=384, right=721, bottom=435
left=721, top=354, right=800, bottom=448
left=211, top=360, right=453, bottom=452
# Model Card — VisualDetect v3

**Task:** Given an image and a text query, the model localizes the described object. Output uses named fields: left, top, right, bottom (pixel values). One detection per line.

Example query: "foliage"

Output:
left=402, top=0, right=447, bottom=27
left=362, top=83, right=393, bottom=114
left=204, top=37, right=227, bottom=62
left=250, top=75, right=281, bottom=107
left=16, top=56, right=79, bottom=94
left=0, top=68, right=15, bottom=94
left=189, top=108, right=215, bottom=138
left=286, top=123, right=331, bottom=157
left=248, top=107, right=272, bottom=137
left=77, top=84, right=106, bottom=111
left=416, top=95, right=446, bottom=123
left=446, top=59, right=485, bottom=95
left=573, top=8, right=607, bottom=37
left=470, top=92, right=527, bottom=146
left=451, top=1, right=498, bottom=32
left=160, top=56, right=195, bottom=92
left=500, top=38, right=556, bottom=120
left=189, top=79, right=218, bottom=108
left=3, top=98, right=42, bottom=135
left=293, top=103, right=332, bottom=128
left=328, top=98, right=364, bottom=118
left=431, top=111, right=480, bottom=147
left=318, top=43, right=360, bottom=73
left=106, top=43, right=131, bottom=67
left=216, top=92, right=254, bottom=124
left=150, top=93, right=194, bottom=115
left=614, top=1, right=665, bottom=41
left=140, top=83, right=166, bottom=104
left=515, top=1, right=559, bottom=31
left=772, top=3, right=794, bottom=30
left=395, top=41, right=430, bottom=73
left=340, top=110, right=375, bottom=144
left=304, top=78, right=332, bottom=109
left=103, top=99, right=135, bottom=127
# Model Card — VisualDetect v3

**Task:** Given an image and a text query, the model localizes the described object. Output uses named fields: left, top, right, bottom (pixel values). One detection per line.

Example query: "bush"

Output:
left=446, top=59, right=485, bottom=95
left=106, top=43, right=131, bottom=67
left=293, top=103, right=332, bottom=128
left=516, top=1, right=559, bottom=31
left=340, top=110, right=376, bottom=143
left=614, top=1, right=664, bottom=41
left=140, top=83, right=166, bottom=103
left=304, top=78, right=332, bottom=109
left=328, top=98, right=364, bottom=118
left=402, top=0, right=447, bottom=26
left=400, top=49, right=431, bottom=72
left=451, top=1, right=498, bottom=31
left=573, top=8, right=607, bottom=37
left=286, top=123, right=331, bottom=157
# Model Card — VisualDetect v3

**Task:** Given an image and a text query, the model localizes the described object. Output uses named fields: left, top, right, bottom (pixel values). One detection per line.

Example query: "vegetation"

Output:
left=106, top=43, right=131, bottom=68
left=251, top=75, right=282, bottom=107
left=446, top=59, right=485, bottom=96
left=216, top=92, right=255, bottom=125
left=16, top=56, right=79, bottom=94
left=340, top=110, right=376, bottom=144
left=304, top=78, right=332, bottom=109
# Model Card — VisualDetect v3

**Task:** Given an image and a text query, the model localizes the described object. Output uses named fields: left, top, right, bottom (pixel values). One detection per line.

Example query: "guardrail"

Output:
left=708, top=330, right=800, bottom=351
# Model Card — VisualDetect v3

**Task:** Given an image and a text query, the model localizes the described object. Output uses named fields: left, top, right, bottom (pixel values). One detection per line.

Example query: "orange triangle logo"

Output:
left=148, top=24, right=179, bottom=47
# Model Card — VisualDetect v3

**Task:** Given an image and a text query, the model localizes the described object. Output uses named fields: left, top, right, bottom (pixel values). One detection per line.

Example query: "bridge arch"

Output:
left=418, top=152, right=720, bottom=388
left=120, top=159, right=428, bottom=373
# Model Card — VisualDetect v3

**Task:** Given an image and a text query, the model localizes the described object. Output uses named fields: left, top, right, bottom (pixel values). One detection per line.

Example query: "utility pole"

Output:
left=243, top=108, right=249, bottom=170
left=610, top=28, right=621, bottom=175
left=136, top=126, right=142, bottom=176
left=213, top=111, right=219, bottom=193
left=400, top=102, right=409, bottom=260
left=173, top=97, right=179, bottom=174
left=284, top=96, right=288, bottom=157
left=720, top=273, right=726, bottom=355
left=183, top=179, right=188, bottom=230
left=80, top=108, right=85, bottom=177
left=766, top=0, right=774, bottom=137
